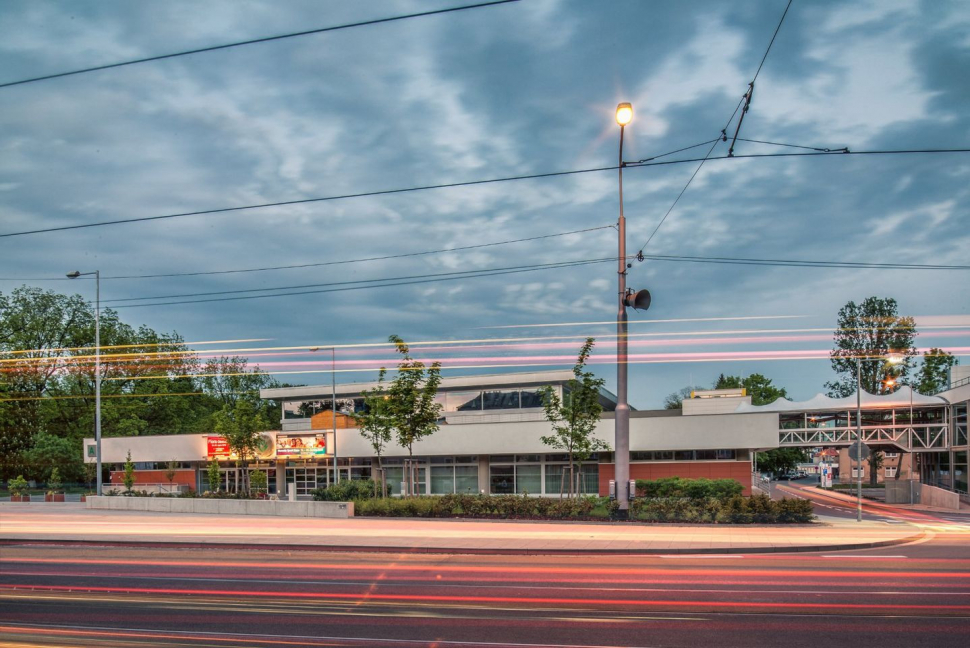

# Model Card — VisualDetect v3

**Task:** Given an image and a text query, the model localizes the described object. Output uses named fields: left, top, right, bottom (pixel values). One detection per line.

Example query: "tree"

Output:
left=756, top=447, right=807, bottom=476
left=164, top=460, right=178, bottom=493
left=826, top=297, right=916, bottom=397
left=212, top=399, right=272, bottom=494
left=207, top=459, right=221, bottom=493
left=868, top=450, right=885, bottom=486
left=663, top=386, right=694, bottom=410
left=385, top=335, right=442, bottom=497
left=714, top=373, right=788, bottom=405
left=539, top=338, right=610, bottom=498
left=912, top=348, right=958, bottom=395
left=47, top=467, right=62, bottom=494
left=122, top=450, right=135, bottom=494
left=354, top=368, right=394, bottom=497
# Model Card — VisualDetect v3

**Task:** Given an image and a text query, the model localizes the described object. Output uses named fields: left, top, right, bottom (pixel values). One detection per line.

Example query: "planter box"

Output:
left=11, top=495, right=30, bottom=502
left=44, top=494, right=66, bottom=502
left=85, top=496, right=353, bottom=518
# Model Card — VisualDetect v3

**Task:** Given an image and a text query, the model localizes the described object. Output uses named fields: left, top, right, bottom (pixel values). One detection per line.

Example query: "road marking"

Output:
left=821, top=555, right=908, bottom=559
left=659, top=555, right=744, bottom=559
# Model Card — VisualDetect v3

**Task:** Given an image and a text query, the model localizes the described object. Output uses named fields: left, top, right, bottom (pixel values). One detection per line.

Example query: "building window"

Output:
left=884, top=467, right=897, bottom=478
left=885, top=453, right=899, bottom=459
left=490, top=465, right=514, bottom=494
left=851, top=468, right=865, bottom=479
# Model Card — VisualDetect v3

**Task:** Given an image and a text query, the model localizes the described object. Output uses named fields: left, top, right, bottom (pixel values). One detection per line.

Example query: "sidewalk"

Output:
left=781, top=483, right=970, bottom=515
left=0, top=502, right=924, bottom=555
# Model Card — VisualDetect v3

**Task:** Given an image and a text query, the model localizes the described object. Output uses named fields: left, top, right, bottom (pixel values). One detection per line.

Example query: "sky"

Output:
left=1, top=0, right=968, bottom=408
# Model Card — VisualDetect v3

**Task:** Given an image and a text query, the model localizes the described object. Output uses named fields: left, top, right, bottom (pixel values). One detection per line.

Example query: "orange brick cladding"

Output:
left=109, top=469, right=196, bottom=488
left=598, top=461, right=752, bottom=496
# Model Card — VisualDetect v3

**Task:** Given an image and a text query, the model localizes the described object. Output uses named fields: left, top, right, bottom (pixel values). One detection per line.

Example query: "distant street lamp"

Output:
left=310, top=346, right=339, bottom=484
left=614, top=102, right=651, bottom=516
left=67, top=270, right=101, bottom=496
left=853, top=353, right=904, bottom=521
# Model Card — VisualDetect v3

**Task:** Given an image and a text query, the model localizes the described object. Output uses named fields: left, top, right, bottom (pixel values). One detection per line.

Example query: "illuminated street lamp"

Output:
left=853, top=353, right=904, bottom=521
left=310, top=346, right=339, bottom=484
left=67, top=270, right=101, bottom=496
left=614, top=102, right=651, bottom=516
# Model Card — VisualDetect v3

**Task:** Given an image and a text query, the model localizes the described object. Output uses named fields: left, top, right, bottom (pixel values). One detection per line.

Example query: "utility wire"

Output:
left=735, top=137, right=848, bottom=153
left=635, top=0, right=793, bottom=254
left=0, top=1, right=519, bottom=89
left=102, top=257, right=622, bottom=304
left=104, top=225, right=613, bottom=280
left=642, top=253, right=970, bottom=271
left=109, top=258, right=618, bottom=310
left=2, top=147, right=967, bottom=241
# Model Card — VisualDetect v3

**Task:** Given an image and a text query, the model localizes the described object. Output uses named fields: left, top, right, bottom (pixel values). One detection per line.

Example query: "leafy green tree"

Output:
left=826, top=297, right=916, bottom=397
left=911, top=348, right=958, bottom=395
left=385, top=335, right=442, bottom=497
left=207, top=459, right=221, bottom=493
left=756, top=447, right=807, bottom=475
left=354, top=368, right=394, bottom=497
left=213, top=399, right=272, bottom=493
left=539, top=338, right=610, bottom=498
left=26, top=432, right=83, bottom=483
left=47, top=467, right=62, bottom=494
left=714, top=373, right=788, bottom=405
left=663, top=386, right=694, bottom=410
left=122, top=450, right=136, bottom=493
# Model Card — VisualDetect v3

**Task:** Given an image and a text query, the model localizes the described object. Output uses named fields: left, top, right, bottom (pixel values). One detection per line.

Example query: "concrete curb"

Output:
left=0, top=527, right=926, bottom=556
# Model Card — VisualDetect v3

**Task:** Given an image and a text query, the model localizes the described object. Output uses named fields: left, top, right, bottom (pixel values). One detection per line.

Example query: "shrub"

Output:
left=777, top=498, right=815, bottom=522
left=250, top=470, right=268, bottom=495
left=47, top=467, right=63, bottom=494
left=747, top=493, right=777, bottom=523
left=312, top=479, right=378, bottom=502
left=721, top=495, right=751, bottom=523
left=7, top=475, right=29, bottom=497
left=636, top=477, right=742, bottom=501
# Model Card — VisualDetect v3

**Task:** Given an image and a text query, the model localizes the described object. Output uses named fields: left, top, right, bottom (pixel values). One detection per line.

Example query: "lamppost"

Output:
left=853, top=353, right=903, bottom=521
left=614, top=102, right=651, bottom=516
left=310, top=347, right=338, bottom=484
left=67, top=270, right=101, bottom=496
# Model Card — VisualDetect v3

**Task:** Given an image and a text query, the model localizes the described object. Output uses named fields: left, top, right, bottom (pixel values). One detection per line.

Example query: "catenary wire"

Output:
left=2, top=148, right=967, bottom=241
left=0, top=1, right=520, bottom=89
left=635, top=0, right=794, bottom=255
left=101, top=257, right=622, bottom=304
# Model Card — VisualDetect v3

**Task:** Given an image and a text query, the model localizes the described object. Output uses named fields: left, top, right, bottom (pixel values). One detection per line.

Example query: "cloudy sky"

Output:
left=2, top=0, right=968, bottom=408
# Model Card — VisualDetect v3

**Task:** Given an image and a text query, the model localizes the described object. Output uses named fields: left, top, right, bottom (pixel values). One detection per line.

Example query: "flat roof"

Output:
left=260, top=370, right=579, bottom=401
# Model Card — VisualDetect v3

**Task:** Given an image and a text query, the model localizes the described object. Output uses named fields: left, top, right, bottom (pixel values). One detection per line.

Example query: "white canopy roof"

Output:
left=734, top=385, right=946, bottom=413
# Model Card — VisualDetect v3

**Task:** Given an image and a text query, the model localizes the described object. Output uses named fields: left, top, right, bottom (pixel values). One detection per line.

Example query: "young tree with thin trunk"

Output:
left=539, top=338, right=609, bottom=498
left=385, top=336, right=442, bottom=497
left=354, top=368, right=394, bottom=497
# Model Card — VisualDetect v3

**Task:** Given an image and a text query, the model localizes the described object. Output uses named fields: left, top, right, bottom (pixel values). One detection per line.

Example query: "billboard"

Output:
left=206, top=436, right=231, bottom=459
left=276, top=433, right=327, bottom=458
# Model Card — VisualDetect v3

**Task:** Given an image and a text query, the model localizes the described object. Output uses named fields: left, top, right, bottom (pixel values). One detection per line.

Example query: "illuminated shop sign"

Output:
left=276, top=433, right=327, bottom=458
left=206, top=436, right=231, bottom=459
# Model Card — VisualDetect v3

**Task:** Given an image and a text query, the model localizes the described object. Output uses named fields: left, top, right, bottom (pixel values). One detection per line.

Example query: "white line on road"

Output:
left=821, top=555, right=908, bottom=559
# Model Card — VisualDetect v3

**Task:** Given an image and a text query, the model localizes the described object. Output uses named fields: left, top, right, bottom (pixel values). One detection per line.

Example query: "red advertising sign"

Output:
left=207, top=436, right=231, bottom=459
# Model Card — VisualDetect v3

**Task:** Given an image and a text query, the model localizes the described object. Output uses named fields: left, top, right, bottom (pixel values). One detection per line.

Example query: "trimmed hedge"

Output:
left=632, top=494, right=814, bottom=523
left=312, top=479, right=379, bottom=502
left=354, top=493, right=599, bottom=519
left=635, top=477, right=743, bottom=501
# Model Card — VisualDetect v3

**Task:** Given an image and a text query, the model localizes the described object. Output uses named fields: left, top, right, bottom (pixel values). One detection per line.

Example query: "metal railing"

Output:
left=779, top=423, right=949, bottom=452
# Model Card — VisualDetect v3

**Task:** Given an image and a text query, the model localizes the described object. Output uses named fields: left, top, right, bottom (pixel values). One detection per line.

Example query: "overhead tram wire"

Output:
left=2, top=147, right=968, bottom=240
left=0, top=1, right=520, bottom=89
left=635, top=0, right=794, bottom=255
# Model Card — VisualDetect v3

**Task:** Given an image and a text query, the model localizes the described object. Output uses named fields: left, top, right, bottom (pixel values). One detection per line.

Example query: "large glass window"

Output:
left=954, top=450, right=968, bottom=495
left=447, top=391, right=483, bottom=412
left=483, top=390, right=521, bottom=410
left=455, top=465, right=479, bottom=493
left=515, top=465, right=541, bottom=494
left=520, top=389, right=545, bottom=408
left=431, top=466, right=455, bottom=495
left=490, top=465, right=514, bottom=494
left=954, top=404, right=967, bottom=447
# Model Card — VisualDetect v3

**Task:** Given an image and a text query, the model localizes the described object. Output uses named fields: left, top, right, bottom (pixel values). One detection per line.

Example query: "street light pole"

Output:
left=332, top=347, right=338, bottom=484
left=855, top=357, right=863, bottom=522
left=68, top=270, right=101, bottom=496
left=615, top=102, right=632, bottom=516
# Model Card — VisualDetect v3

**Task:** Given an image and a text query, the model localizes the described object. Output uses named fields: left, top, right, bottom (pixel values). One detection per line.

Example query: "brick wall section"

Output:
left=599, top=461, right=752, bottom=497
left=108, top=469, right=196, bottom=488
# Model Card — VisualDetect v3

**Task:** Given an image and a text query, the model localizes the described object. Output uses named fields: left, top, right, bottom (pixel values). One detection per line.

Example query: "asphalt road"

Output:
left=2, top=535, right=968, bottom=648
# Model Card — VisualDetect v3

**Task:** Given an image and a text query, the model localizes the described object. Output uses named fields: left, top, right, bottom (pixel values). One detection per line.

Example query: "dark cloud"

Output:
left=1, top=0, right=967, bottom=407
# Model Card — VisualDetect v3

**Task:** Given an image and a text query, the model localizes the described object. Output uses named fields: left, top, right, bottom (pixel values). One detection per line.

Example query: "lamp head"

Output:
left=886, top=354, right=905, bottom=365
left=66, top=271, right=81, bottom=279
left=615, top=102, right=633, bottom=126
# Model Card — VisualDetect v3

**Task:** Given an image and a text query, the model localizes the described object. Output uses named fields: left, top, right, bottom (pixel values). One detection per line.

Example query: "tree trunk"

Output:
left=558, top=467, right=565, bottom=499
left=568, top=451, right=574, bottom=499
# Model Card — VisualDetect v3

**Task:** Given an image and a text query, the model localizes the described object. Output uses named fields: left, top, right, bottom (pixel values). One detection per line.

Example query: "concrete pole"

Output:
left=332, top=347, right=338, bottom=484
left=95, top=270, right=102, bottom=496
left=856, top=357, right=862, bottom=522
left=615, top=123, right=630, bottom=516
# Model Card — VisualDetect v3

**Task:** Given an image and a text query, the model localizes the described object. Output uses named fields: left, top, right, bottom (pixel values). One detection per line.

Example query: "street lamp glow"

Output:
left=615, top=102, right=633, bottom=126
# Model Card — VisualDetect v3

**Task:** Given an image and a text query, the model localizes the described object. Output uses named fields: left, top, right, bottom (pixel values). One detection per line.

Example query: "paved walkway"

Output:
left=0, top=502, right=924, bottom=555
